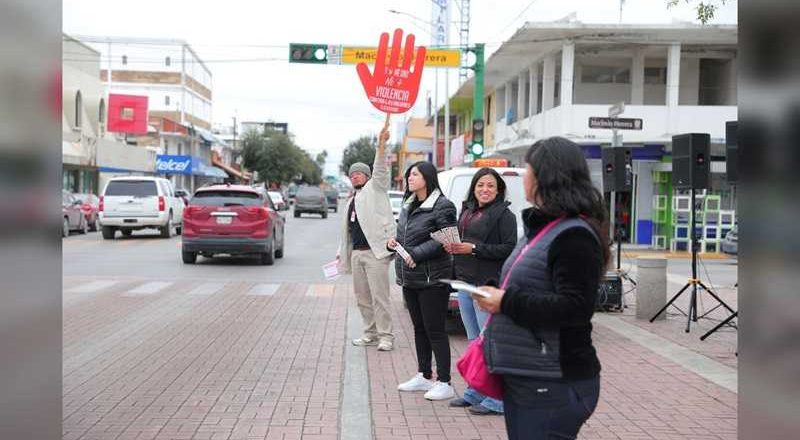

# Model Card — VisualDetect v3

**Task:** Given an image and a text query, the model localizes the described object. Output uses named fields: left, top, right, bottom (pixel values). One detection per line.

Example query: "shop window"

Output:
left=165, top=56, right=171, bottom=66
left=645, top=67, right=667, bottom=84
left=581, top=65, right=631, bottom=84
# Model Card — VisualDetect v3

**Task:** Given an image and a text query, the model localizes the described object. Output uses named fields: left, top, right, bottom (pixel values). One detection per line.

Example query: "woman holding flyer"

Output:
left=474, top=137, right=609, bottom=440
left=443, top=167, right=517, bottom=415
left=388, top=161, right=458, bottom=401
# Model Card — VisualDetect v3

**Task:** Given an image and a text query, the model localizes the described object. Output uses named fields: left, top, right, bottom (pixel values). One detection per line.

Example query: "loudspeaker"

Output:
left=596, top=273, right=623, bottom=312
left=726, top=121, right=738, bottom=183
left=672, top=133, right=710, bottom=189
left=601, top=147, right=633, bottom=192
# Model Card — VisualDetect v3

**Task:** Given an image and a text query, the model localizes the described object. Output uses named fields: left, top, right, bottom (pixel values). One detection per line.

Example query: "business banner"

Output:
left=107, top=94, right=149, bottom=134
left=155, top=155, right=192, bottom=175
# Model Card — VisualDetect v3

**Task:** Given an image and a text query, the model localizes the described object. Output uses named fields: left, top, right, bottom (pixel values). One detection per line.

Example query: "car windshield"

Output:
left=104, top=181, right=158, bottom=197
left=192, top=190, right=262, bottom=207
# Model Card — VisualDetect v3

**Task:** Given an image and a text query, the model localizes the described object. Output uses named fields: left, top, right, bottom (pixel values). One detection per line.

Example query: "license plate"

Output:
left=216, top=216, right=233, bottom=225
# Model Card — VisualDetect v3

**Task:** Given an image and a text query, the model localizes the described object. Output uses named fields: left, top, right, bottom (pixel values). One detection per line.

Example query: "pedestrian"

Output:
left=388, top=161, right=458, bottom=401
left=444, top=167, right=517, bottom=415
left=337, top=120, right=396, bottom=352
left=474, top=137, right=609, bottom=440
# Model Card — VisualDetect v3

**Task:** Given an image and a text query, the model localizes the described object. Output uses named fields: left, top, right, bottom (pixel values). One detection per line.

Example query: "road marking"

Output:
left=341, top=301, right=372, bottom=440
left=306, top=284, right=334, bottom=297
left=187, top=282, right=225, bottom=296
left=65, top=280, right=117, bottom=294
left=593, top=313, right=737, bottom=393
left=246, top=283, right=280, bottom=296
left=125, top=281, right=173, bottom=296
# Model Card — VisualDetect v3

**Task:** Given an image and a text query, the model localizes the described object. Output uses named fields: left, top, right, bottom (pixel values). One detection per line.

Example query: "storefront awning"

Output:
left=211, top=155, right=252, bottom=181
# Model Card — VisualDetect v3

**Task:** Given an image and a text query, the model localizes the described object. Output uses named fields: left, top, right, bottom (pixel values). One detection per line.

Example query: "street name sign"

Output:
left=342, top=47, right=459, bottom=67
left=589, top=117, right=643, bottom=130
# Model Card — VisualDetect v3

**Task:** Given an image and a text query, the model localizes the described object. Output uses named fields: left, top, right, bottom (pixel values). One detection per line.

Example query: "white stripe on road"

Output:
left=125, top=281, right=173, bottom=296
left=187, top=282, right=225, bottom=296
left=247, top=283, right=280, bottom=296
left=65, top=280, right=117, bottom=294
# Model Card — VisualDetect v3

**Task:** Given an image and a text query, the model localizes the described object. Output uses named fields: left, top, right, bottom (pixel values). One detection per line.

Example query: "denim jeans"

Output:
left=458, top=290, right=503, bottom=413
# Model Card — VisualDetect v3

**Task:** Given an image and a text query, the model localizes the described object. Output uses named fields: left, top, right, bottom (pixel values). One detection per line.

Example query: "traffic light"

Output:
left=470, top=118, right=485, bottom=158
left=289, top=44, right=328, bottom=64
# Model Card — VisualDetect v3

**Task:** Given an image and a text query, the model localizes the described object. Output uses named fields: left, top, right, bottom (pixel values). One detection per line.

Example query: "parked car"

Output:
left=174, top=189, right=190, bottom=206
left=324, top=188, right=339, bottom=212
left=388, top=190, right=404, bottom=222
left=294, top=186, right=328, bottom=218
left=181, top=184, right=285, bottom=265
left=73, top=193, right=100, bottom=231
left=721, top=225, right=738, bottom=256
left=98, top=177, right=184, bottom=239
left=437, top=166, right=530, bottom=314
left=267, top=190, right=289, bottom=211
left=62, top=190, right=88, bottom=236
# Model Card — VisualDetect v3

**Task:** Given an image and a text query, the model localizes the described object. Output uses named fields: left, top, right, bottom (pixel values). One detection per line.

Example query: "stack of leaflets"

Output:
left=430, top=226, right=461, bottom=245
left=394, top=243, right=416, bottom=268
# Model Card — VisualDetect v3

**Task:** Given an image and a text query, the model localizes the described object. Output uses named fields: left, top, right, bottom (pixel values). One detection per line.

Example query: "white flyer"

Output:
left=438, top=279, right=491, bottom=298
left=322, top=260, right=340, bottom=281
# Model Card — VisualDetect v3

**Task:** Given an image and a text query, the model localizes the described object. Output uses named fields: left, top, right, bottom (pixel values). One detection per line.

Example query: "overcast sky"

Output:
left=64, top=0, right=736, bottom=175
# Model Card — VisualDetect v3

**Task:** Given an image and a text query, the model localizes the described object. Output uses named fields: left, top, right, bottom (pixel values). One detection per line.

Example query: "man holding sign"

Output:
left=337, top=120, right=396, bottom=351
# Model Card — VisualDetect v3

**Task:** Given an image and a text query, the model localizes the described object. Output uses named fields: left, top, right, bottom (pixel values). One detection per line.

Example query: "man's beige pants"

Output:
left=351, top=249, right=393, bottom=342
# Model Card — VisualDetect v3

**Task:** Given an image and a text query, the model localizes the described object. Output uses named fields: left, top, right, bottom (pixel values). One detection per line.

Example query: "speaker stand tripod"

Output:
left=649, top=188, right=736, bottom=333
left=613, top=224, right=637, bottom=287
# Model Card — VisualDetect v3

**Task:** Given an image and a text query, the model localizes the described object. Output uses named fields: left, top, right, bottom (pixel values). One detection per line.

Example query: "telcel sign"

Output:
left=156, top=155, right=192, bottom=175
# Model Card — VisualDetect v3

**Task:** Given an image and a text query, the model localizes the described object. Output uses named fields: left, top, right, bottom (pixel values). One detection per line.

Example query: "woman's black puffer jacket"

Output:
left=394, top=189, right=457, bottom=289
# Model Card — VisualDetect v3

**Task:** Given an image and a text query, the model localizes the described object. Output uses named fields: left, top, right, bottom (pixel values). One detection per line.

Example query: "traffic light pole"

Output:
left=472, top=43, right=484, bottom=121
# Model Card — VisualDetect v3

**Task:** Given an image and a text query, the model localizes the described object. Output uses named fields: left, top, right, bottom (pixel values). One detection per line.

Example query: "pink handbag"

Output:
left=456, top=218, right=564, bottom=400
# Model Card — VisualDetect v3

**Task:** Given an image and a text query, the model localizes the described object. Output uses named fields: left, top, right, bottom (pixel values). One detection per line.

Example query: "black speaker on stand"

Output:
left=650, top=133, right=736, bottom=333
left=601, top=147, right=636, bottom=294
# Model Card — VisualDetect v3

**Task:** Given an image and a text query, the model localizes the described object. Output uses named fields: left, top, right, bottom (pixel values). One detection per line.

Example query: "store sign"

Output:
left=156, top=155, right=192, bottom=175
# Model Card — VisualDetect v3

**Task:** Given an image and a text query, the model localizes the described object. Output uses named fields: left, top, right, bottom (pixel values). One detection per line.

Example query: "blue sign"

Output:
left=156, top=155, right=192, bottom=175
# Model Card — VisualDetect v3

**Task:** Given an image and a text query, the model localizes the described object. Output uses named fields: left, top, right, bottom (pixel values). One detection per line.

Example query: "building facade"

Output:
left=451, top=21, right=738, bottom=250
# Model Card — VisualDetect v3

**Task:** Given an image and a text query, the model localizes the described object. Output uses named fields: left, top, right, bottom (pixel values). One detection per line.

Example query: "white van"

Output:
left=437, top=167, right=530, bottom=239
left=99, top=177, right=184, bottom=239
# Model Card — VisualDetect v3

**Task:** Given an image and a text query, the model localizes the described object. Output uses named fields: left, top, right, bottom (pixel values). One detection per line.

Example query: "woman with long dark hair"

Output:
left=445, top=167, right=517, bottom=415
left=474, top=137, right=609, bottom=439
left=388, top=161, right=458, bottom=401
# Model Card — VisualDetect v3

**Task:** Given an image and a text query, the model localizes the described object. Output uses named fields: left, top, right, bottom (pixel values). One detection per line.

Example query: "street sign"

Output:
left=589, top=117, right=643, bottom=130
left=609, top=102, right=625, bottom=117
left=342, top=47, right=460, bottom=67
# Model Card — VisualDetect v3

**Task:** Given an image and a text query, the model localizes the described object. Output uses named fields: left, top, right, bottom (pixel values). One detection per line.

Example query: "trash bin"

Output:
left=636, top=257, right=667, bottom=320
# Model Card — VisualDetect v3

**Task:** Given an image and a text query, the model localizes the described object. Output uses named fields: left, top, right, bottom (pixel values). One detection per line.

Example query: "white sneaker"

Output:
left=377, top=340, right=394, bottom=351
left=424, top=381, right=455, bottom=401
left=352, top=336, right=378, bottom=346
left=397, top=373, right=434, bottom=392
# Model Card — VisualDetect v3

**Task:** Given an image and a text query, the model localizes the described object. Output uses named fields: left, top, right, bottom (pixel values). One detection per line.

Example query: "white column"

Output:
left=542, top=54, right=556, bottom=111
left=560, top=41, right=575, bottom=106
left=666, top=43, right=681, bottom=133
left=667, top=43, right=681, bottom=108
left=504, top=82, right=513, bottom=123
left=529, top=63, right=539, bottom=116
left=631, top=49, right=645, bottom=105
left=517, top=72, right=526, bottom=121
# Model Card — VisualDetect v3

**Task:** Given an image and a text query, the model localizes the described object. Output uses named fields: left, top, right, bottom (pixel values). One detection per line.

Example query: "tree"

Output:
left=240, top=129, right=321, bottom=186
left=341, top=135, right=377, bottom=174
left=667, top=0, right=730, bottom=24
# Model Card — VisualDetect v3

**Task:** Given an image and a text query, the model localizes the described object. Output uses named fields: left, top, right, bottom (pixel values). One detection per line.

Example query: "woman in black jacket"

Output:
left=474, top=137, right=609, bottom=440
left=444, top=167, right=517, bottom=415
left=388, top=161, right=457, bottom=401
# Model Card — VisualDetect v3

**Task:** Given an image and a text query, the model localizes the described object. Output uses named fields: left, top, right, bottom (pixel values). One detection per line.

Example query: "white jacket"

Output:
left=338, top=146, right=395, bottom=272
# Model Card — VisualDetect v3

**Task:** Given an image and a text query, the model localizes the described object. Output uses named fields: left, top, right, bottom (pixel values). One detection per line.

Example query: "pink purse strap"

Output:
left=481, top=217, right=564, bottom=331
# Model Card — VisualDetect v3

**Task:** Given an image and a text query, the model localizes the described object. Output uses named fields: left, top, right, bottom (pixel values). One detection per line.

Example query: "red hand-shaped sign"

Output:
left=357, top=29, right=427, bottom=114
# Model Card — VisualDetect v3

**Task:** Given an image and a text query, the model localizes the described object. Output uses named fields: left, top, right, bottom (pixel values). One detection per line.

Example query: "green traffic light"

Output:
left=470, top=143, right=484, bottom=156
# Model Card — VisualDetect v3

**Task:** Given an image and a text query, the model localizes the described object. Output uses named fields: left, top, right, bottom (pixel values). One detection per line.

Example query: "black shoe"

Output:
left=468, top=405, right=501, bottom=415
left=449, top=397, right=471, bottom=408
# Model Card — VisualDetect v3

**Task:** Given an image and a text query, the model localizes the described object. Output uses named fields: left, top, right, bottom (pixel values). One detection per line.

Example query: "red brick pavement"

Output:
left=63, top=278, right=736, bottom=439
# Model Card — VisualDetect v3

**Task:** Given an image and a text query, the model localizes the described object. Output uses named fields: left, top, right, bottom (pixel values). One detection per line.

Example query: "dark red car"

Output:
left=74, top=193, right=100, bottom=231
left=181, top=184, right=285, bottom=265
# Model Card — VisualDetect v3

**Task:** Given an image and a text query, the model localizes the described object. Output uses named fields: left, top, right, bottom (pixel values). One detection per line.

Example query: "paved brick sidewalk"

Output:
left=63, top=277, right=736, bottom=439
left=369, top=285, right=737, bottom=440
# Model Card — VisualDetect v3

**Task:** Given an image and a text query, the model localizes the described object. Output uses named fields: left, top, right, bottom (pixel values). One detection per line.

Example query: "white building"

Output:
left=453, top=21, right=737, bottom=250
left=77, top=36, right=213, bottom=130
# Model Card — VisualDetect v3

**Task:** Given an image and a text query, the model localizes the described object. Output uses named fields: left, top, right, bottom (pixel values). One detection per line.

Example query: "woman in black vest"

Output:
left=474, top=137, right=609, bottom=440
left=388, top=161, right=458, bottom=401
left=444, top=167, right=517, bottom=415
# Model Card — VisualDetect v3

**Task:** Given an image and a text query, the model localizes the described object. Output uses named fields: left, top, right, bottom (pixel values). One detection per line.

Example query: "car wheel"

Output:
left=260, top=238, right=275, bottom=265
left=175, top=225, right=182, bottom=235
left=160, top=215, right=173, bottom=238
left=101, top=226, right=115, bottom=240
left=62, top=218, right=70, bottom=238
left=182, top=250, right=197, bottom=264
left=121, top=229, right=132, bottom=237
left=275, top=230, right=284, bottom=259
left=79, top=218, right=88, bottom=234
left=294, top=211, right=301, bottom=218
